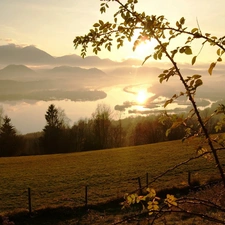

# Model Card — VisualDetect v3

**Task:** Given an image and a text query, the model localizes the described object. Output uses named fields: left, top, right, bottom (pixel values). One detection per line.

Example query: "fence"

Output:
left=1, top=168, right=219, bottom=215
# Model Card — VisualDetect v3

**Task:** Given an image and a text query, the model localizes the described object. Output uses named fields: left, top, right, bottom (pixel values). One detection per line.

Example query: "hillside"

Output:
left=0, top=44, right=148, bottom=68
left=46, top=65, right=106, bottom=78
left=0, top=44, right=55, bottom=65
left=0, top=64, right=108, bottom=101
left=0, top=44, right=118, bottom=67
left=0, top=139, right=224, bottom=224
left=0, top=64, right=37, bottom=80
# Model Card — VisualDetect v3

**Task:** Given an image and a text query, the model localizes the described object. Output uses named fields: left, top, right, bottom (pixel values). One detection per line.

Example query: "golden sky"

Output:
left=0, top=0, right=224, bottom=62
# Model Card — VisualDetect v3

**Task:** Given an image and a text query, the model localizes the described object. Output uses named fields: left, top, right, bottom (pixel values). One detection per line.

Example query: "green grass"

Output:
left=1, top=139, right=225, bottom=215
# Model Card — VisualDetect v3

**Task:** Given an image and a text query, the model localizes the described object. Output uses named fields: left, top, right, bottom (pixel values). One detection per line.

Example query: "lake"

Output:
left=0, top=85, right=145, bottom=134
left=0, top=81, right=217, bottom=134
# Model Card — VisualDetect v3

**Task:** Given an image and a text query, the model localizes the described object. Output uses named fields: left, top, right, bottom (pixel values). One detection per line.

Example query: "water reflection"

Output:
left=0, top=85, right=214, bottom=134
left=0, top=86, right=134, bottom=134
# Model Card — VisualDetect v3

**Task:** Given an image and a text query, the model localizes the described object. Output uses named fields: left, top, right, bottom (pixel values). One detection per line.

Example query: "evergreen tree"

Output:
left=0, top=116, right=22, bottom=156
left=41, top=104, right=63, bottom=154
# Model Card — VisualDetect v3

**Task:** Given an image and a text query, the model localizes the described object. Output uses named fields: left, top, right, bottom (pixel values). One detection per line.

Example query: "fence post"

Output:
left=85, top=185, right=88, bottom=209
left=28, top=188, right=32, bottom=216
left=137, top=177, right=143, bottom=195
left=188, top=171, right=191, bottom=186
left=146, top=173, right=149, bottom=188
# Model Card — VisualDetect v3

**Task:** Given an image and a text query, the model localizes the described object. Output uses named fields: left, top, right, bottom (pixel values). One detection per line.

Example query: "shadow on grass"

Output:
left=0, top=199, right=125, bottom=225
left=1, top=179, right=222, bottom=225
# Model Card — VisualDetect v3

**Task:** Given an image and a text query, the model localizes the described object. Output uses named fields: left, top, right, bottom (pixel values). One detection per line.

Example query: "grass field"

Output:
left=1, top=139, right=225, bottom=215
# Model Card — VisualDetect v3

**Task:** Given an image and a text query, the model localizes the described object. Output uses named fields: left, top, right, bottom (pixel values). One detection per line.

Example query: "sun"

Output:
left=136, top=89, right=148, bottom=104
left=130, top=30, right=158, bottom=60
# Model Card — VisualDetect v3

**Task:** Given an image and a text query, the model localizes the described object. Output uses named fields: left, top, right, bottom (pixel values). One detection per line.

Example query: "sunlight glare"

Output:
left=136, top=89, right=148, bottom=104
left=131, top=30, right=158, bottom=60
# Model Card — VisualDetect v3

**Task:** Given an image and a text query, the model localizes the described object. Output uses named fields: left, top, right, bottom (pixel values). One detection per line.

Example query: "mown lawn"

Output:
left=1, top=139, right=225, bottom=215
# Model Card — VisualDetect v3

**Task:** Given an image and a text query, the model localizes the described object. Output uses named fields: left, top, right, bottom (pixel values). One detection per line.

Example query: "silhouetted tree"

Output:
left=0, top=115, right=23, bottom=156
left=58, top=107, right=71, bottom=128
left=110, top=119, right=124, bottom=148
left=133, top=117, right=165, bottom=145
left=23, top=132, right=42, bottom=155
left=0, top=106, right=3, bottom=127
left=41, top=104, right=65, bottom=154
left=71, top=118, right=95, bottom=151
left=92, top=104, right=112, bottom=149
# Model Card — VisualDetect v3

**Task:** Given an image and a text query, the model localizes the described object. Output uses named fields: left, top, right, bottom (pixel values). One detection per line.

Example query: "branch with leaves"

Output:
left=119, top=187, right=225, bottom=225
left=74, top=0, right=225, bottom=222
left=74, top=0, right=225, bottom=186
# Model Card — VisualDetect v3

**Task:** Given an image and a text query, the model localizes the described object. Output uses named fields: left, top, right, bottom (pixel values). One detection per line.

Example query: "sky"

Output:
left=0, top=0, right=225, bottom=62
left=0, top=0, right=225, bottom=134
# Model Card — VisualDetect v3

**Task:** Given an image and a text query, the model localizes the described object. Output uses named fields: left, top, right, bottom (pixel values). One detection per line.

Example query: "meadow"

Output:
left=1, top=139, right=225, bottom=215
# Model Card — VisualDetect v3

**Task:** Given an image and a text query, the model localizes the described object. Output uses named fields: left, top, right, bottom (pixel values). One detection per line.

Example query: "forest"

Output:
left=0, top=100, right=224, bottom=157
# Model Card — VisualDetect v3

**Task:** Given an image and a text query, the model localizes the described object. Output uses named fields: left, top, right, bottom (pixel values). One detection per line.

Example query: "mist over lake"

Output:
left=0, top=44, right=224, bottom=134
left=0, top=86, right=133, bottom=134
left=0, top=85, right=216, bottom=134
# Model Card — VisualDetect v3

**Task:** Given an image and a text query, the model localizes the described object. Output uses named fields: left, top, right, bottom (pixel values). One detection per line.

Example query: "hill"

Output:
left=0, top=44, right=118, bottom=67
left=0, top=64, right=108, bottom=102
left=0, top=44, right=55, bottom=65
left=55, top=54, right=118, bottom=68
left=0, top=64, right=37, bottom=80
left=47, top=65, right=106, bottom=77
left=0, top=140, right=224, bottom=224
left=0, top=44, right=144, bottom=68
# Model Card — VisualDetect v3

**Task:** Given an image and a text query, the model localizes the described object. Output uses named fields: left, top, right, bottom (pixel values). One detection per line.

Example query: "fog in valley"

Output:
left=0, top=44, right=225, bottom=134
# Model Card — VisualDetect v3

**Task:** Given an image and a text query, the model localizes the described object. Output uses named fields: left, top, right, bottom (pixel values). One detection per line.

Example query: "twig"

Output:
left=147, top=151, right=212, bottom=187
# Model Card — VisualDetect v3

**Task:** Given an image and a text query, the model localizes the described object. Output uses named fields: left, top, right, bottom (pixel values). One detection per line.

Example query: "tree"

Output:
left=0, top=116, right=23, bottom=156
left=45, top=104, right=62, bottom=128
left=92, top=104, right=112, bottom=149
left=0, top=106, right=3, bottom=127
left=57, top=107, right=71, bottom=129
left=41, top=104, right=65, bottom=154
left=74, top=0, right=225, bottom=181
left=110, top=118, right=124, bottom=148
left=71, top=118, right=95, bottom=151
left=133, top=116, right=165, bottom=145
left=73, top=0, right=225, bottom=223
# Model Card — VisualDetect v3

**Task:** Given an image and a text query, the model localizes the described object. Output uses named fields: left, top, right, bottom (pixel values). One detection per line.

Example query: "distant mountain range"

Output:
left=0, top=44, right=137, bottom=67
left=0, top=62, right=110, bottom=102
left=46, top=66, right=106, bottom=77
left=1, top=43, right=224, bottom=105
left=0, top=64, right=37, bottom=80
left=0, top=64, right=107, bottom=80
left=0, top=44, right=54, bottom=65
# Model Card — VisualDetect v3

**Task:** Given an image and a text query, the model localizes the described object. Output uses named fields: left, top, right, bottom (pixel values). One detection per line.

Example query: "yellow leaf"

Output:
left=185, top=47, right=192, bottom=55
left=191, top=28, right=198, bottom=33
left=208, top=62, right=216, bottom=75
left=192, top=56, right=197, bottom=65
left=217, top=57, right=222, bottom=62
left=93, top=23, right=99, bottom=27
left=217, top=48, right=221, bottom=56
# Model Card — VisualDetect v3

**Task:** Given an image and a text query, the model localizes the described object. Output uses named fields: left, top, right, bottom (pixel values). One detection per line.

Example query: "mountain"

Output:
left=0, top=79, right=107, bottom=102
left=55, top=54, right=82, bottom=65
left=46, top=66, right=106, bottom=78
left=0, top=44, right=119, bottom=67
left=20, top=45, right=55, bottom=64
left=122, top=58, right=143, bottom=65
left=55, top=54, right=118, bottom=67
left=0, top=64, right=37, bottom=80
left=0, top=43, right=146, bottom=68
left=0, top=44, right=55, bottom=65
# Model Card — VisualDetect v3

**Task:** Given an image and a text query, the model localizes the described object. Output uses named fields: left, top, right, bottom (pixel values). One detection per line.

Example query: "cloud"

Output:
left=0, top=38, right=14, bottom=43
left=0, top=39, right=31, bottom=49
left=114, top=101, right=134, bottom=111
left=0, top=42, right=36, bottom=49
left=5, top=38, right=13, bottom=42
